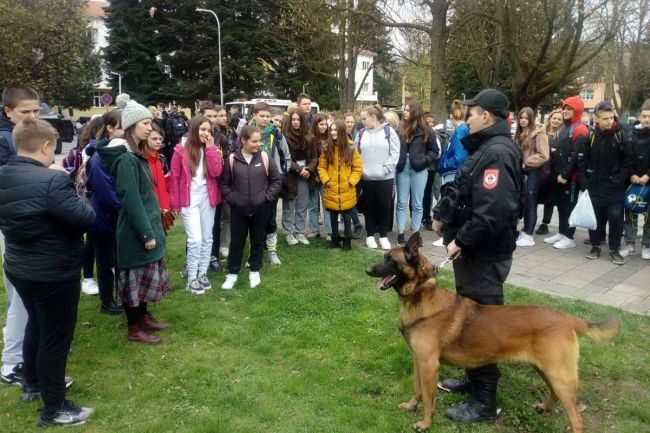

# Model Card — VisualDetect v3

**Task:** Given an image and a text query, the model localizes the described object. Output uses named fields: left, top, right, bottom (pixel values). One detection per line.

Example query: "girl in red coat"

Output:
left=145, top=123, right=172, bottom=225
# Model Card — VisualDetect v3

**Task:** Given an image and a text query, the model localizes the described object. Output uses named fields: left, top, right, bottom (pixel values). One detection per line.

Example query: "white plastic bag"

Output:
left=569, top=190, right=597, bottom=230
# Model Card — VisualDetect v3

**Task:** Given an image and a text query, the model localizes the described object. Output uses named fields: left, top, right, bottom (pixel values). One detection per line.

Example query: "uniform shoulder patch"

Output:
left=483, top=169, right=499, bottom=189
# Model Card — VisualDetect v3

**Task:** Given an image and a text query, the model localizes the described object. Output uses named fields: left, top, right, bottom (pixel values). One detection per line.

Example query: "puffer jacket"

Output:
left=553, top=96, right=590, bottom=181
left=631, top=125, right=650, bottom=178
left=86, top=139, right=121, bottom=236
left=318, top=145, right=363, bottom=211
left=438, top=122, right=469, bottom=175
left=0, top=113, right=15, bottom=166
left=219, top=150, right=282, bottom=217
left=0, top=156, right=95, bottom=281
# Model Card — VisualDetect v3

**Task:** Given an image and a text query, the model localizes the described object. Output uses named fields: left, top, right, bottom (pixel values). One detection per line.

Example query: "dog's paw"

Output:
left=412, top=420, right=431, bottom=432
left=398, top=401, right=418, bottom=411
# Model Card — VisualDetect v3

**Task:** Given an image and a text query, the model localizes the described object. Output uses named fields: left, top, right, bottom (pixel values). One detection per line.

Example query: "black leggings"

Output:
left=125, top=303, right=148, bottom=326
left=329, top=209, right=353, bottom=239
left=360, top=179, right=393, bottom=237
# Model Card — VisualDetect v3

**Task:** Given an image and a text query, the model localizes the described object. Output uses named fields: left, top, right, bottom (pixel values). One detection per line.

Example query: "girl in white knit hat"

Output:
left=96, top=94, right=171, bottom=344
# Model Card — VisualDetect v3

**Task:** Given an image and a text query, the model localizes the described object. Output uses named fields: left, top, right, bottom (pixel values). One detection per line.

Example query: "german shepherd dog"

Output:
left=366, top=232, right=620, bottom=433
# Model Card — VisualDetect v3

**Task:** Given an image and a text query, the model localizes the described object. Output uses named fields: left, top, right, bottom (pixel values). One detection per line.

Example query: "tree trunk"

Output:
left=427, top=0, right=448, bottom=124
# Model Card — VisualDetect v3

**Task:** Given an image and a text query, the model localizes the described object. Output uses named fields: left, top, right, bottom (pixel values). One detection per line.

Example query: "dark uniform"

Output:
left=433, top=89, right=523, bottom=423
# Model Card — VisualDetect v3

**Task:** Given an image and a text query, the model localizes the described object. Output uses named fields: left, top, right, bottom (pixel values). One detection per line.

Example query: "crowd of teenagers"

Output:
left=0, top=82, right=649, bottom=427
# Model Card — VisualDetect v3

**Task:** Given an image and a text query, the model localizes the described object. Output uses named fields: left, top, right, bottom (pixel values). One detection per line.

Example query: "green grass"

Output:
left=1, top=227, right=649, bottom=432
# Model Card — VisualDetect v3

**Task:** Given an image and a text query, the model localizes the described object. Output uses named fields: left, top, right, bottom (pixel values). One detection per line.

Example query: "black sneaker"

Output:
left=422, top=221, right=433, bottom=231
left=352, top=225, right=362, bottom=239
left=37, top=400, right=94, bottom=427
left=585, top=246, right=601, bottom=259
left=209, top=256, right=224, bottom=273
left=446, top=399, right=498, bottom=423
left=609, top=250, right=624, bottom=265
left=21, top=377, right=74, bottom=402
left=0, top=363, right=24, bottom=386
left=583, top=238, right=591, bottom=245
left=100, top=301, right=123, bottom=315
left=397, top=233, right=406, bottom=245
left=535, top=223, right=549, bottom=235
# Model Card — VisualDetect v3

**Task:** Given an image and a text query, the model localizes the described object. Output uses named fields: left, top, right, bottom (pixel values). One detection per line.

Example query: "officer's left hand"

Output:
left=446, top=240, right=461, bottom=259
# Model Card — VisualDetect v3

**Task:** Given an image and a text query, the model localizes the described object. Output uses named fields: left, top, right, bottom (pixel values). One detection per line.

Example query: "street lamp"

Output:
left=196, top=8, right=224, bottom=106
left=302, top=83, right=310, bottom=93
left=110, top=71, right=122, bottom=95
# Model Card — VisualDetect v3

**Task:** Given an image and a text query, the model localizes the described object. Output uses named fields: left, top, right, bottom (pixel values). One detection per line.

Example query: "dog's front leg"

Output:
left=413, top=357, right=439, bottom=432
left=398, top=356, right=421, bottom=411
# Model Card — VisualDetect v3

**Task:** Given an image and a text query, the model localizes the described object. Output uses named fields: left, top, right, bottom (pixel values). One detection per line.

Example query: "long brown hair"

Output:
left=283, top=108, right=310, bottom=151
left=98, top=109, right=122, bottom=140
left=310, top=113, right=329, bottom=142
left=399, top=100, right=430, bottom=143
left=515, top=107, right=535, bottom=147
left=185, top=115, right=211, bottom=177
left=78, top=117, right=104, bottom=149
left=326, top=120, right=353, bottom=165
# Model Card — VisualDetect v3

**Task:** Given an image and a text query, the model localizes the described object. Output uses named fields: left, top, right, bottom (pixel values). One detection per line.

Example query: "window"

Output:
left=362, top=83, right=369, bottom=92
left=580, top=89, right=594, bottom=100
left=93, top=91, right=102, bottom=108
left=362, top=61, right=370, bottom=70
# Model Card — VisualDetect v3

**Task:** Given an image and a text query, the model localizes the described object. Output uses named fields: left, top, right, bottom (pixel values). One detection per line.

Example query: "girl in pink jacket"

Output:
left=170, top=116, right=223, bottom=294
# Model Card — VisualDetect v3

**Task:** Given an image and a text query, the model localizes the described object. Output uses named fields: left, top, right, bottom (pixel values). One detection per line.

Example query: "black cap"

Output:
left=462, top=89, right=510, bottom=119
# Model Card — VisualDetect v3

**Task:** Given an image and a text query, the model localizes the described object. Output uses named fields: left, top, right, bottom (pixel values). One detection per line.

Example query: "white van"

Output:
left=225, top=98, right=320, bottom=119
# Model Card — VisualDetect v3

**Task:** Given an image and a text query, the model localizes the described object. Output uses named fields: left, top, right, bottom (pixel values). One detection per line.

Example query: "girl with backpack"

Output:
left=307, top=113, right=332, bottom=239
left=170, top=116, right=223, bottom=295
left=318, top=120, right=363, bottom=250
left=281, top=108, right=318, bottom=246
left=219, top=125, right=282, bottom=289
left=395, top=100, right=439, bottom=244
left=355, top=106, right=399, bottom=250
left=97, top=94, right=170, bottom=344
left=83, top=112, right=124, bottom=314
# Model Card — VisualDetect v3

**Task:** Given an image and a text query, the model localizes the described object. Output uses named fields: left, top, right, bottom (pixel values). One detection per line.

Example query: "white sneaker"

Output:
left=378, top=237, right=391, bottom=250
left=553, top=237, right=576, bottom=249
left=516, top=233, right=535, bottom=247
left=186, top=279, right=205, bottom=295
left=642, top=246, right=650, bottom=260
left=249, top=272, right=261, bottom=288
left=286, top=234, right=299, bottom=245
left=81, top=279, right=99, bottom=295
left=544, top=233, right=564, bottom=244
left=619, top=244, right=635, bottom=258
left=295, top=233, right=310, bottom=245
left=219, top=247, right=229, bottom=258
left=432, top=238, right=444, bottom=247
left=365, top=236, right=378, bottom=249
left=221, top=274, right=238, bottom=290
left=268, top=251, right=282, bottom=265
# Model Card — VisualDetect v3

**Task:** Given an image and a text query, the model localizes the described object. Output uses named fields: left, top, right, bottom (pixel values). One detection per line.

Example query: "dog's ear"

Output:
left=404, top=232, right=422, bottom=263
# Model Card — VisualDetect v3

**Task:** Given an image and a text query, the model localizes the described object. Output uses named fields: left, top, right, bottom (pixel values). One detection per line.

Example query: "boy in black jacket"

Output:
left=623, top=99, right=650, bottom=259
left=577, top=101, right=633, bottom=264
left=0, top=119, right=95, bottom=426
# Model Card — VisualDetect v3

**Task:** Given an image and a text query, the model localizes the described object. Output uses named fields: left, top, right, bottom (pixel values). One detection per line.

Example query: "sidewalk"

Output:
left=414, top=217, right=650, bottom=316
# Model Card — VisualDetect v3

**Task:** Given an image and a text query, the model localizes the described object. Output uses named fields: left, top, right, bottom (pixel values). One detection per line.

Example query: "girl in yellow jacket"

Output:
left=318, top=120, right=363, bottom=250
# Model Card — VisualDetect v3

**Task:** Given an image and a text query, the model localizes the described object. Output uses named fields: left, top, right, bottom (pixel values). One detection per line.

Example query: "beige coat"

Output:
left=521, top=127, right=549, bottom=170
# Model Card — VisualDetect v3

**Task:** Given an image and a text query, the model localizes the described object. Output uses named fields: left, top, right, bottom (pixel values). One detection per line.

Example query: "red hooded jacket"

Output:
left=146, top=151, right=171, bottom=210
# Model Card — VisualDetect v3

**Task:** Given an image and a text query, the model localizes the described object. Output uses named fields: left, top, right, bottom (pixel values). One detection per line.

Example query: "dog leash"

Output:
left=436, top=255, right=457, bottom=269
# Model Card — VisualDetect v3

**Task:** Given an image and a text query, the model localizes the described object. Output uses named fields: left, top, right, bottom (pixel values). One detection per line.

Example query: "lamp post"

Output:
left=302, top=83, right=310, bottom=93
left=196, top=8, right=224, bottom=106
left=110, top=71, right=122, bottom=95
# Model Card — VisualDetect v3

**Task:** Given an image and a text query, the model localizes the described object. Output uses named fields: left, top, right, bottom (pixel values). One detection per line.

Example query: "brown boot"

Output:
left=140, top=313, right=169, bottom=331
left=127, top=324, right=162, bottom=344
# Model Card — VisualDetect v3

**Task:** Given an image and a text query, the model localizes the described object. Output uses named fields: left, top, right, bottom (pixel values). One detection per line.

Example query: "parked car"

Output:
left=39, top=104, right=74, bottom=154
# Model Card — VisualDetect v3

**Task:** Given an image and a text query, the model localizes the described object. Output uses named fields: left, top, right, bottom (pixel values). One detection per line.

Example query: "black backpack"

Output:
left=171, top=117, right=187, bottom=141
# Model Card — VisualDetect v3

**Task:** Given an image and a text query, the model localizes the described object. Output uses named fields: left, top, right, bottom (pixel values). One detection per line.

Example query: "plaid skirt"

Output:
left=117, top=259, right=170, bottom=307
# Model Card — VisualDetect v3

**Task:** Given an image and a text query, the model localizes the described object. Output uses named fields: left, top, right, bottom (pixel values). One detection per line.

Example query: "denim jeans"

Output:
left=396, top=157, right=428, bottom=232
left=308, top=185, right=332, bottom=235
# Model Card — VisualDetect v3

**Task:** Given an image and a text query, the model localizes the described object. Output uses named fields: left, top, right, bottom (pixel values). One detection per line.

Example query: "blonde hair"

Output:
left=384, top=111, right=399, bottom=129
left=451, top=100, right=464, bottom=121
left=13, top=118, right=58, bottom=153
left=545, top=109, right=563, bottom=134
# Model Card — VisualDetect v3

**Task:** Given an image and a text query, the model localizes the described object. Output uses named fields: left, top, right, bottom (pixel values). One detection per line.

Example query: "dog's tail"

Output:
left=574, top=316, right=620, bottom=343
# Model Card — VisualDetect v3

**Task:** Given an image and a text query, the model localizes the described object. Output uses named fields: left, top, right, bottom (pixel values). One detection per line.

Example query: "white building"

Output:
left=85, top=0, right=111, bottom=109
left=355, top=50, right=378, bottom=104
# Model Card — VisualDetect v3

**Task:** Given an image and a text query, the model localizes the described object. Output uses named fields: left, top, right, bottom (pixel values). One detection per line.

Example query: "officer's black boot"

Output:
left=445, top=378, right=498, bottom=423
left=438, top=376, right=471, bottom=394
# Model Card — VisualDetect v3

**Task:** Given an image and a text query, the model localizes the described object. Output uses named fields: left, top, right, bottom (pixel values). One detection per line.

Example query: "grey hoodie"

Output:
left=355, top=122, right=400, bottom=180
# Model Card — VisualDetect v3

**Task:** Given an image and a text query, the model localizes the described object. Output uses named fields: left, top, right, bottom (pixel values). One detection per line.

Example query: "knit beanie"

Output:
left=116, top=93, right=153, bottom=131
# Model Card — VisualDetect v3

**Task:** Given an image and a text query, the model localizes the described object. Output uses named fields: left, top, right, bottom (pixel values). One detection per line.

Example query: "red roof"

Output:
left=85, top=1, right=107, bottom=18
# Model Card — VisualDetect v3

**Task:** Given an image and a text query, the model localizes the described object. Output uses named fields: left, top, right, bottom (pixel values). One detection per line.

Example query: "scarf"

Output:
left=250, top=120, right=275, bottom=154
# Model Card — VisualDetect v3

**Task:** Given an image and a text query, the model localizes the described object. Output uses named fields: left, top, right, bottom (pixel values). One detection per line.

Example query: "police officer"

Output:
left=432, top=89, right=523, bottom=423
